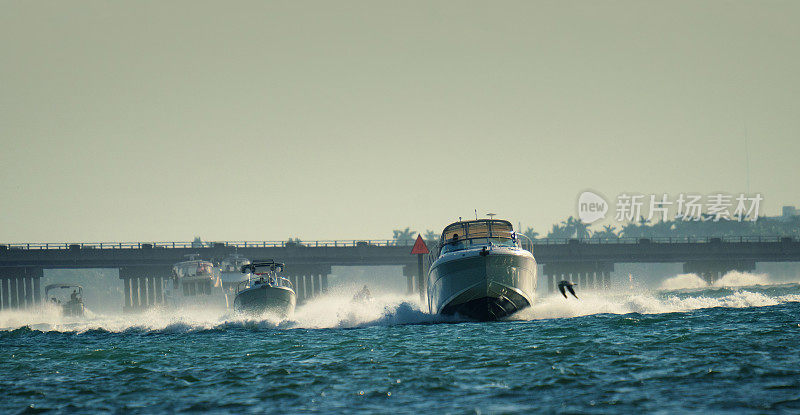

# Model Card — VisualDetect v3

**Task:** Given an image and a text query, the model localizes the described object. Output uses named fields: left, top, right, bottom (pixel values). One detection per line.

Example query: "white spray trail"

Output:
left=1, top=272, right=798, bottom=333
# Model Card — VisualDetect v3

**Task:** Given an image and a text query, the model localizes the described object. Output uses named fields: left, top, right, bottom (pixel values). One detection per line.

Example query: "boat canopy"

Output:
left=440, top=219, right=515, bottom=245
left=45, top=284, right=83, bottom=297
left=241, top=260, right=285, bottom=275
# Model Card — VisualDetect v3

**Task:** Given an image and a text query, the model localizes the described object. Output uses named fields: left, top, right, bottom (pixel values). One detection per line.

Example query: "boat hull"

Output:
left=234, top=285, right=296, bottom=318
left=62, top=300, right=85, bottom=317
left=427, top=248, right=536, bottom=321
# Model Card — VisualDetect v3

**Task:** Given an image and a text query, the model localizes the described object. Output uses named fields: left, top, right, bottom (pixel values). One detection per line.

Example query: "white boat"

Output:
left=217, top=253, right=251, bottom=294
left=426, top=219, right=537, bottom=320
left=164, top=255, right=227, bottom=310
left=234, top=261, right=296, bottom=317
left=45, top=284, right=85, bottom=317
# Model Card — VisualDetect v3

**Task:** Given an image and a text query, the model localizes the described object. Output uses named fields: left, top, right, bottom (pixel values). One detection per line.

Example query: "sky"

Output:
left=1, top=1, right=799, bottom=243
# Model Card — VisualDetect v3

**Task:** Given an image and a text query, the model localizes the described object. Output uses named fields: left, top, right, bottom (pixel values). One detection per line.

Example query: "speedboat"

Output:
left=426, top=219, right=537, bottom=320
left=234, top=260, right=296, bottom=317
left=217, top=253, right=251, bottom=296
left=45, top=284, right=85, bottom=317
left=164, top=255, right=227, bottom=310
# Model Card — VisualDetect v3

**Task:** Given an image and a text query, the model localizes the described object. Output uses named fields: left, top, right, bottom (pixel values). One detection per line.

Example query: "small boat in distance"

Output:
left=45, top=284, right=85, bottom=317
left=427, top=219, right=537, bottom=321
left=234, top=260, right=296, bottom=317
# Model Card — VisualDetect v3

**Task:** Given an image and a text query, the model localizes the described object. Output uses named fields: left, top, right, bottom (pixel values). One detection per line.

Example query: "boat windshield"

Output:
left=250, top=264, right=283, bottom=275
left=439, top=220, right=518, bottom=253
left=220, top=256, right=251, bottom=272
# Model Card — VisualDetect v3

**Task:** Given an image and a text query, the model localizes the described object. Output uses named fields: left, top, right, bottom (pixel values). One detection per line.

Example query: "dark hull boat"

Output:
left=234, top=285, right=296, bottom=317
left=234, top=261, right=296, bottom=318
left=427, top=219, right=537, bottom=321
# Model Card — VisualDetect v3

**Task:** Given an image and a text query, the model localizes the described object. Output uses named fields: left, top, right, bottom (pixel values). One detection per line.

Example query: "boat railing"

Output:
left=236, top=276, right=293, bottom=294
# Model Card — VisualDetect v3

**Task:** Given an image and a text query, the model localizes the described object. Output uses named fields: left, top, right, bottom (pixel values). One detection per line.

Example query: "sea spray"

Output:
left=659, top=270, right=772, bottom=291
left=2, top=279, right=799, bottom=333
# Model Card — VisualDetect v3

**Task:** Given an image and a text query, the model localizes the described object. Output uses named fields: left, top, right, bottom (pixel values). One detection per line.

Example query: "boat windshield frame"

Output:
left=236, top=275, right=294, bottom=294
left=439, top=219, right=519, bottom=253
left=44, top=284, right=83, bottom=299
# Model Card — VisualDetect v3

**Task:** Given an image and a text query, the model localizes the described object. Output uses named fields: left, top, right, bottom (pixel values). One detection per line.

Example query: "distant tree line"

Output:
left=530, top=215, right=800, bottom=240
left=393, top=215, right=800, bottom=244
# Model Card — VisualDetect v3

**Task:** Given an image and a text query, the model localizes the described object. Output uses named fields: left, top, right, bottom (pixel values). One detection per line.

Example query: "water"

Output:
left=2, top=275, right=799, bottom=413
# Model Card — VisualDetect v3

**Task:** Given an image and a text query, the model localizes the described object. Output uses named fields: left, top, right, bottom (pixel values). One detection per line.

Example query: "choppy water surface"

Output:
left=2, top=275, right=799, bottom=413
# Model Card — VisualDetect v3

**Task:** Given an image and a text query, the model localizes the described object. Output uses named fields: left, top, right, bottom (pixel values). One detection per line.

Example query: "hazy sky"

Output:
left=2, top=1, right=799, bottom=242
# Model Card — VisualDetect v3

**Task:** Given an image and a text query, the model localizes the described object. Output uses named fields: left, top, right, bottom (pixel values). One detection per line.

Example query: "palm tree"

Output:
left=522, top=227, right=539, bottom=241
left=592, top=224, right=618, bottom=240
left=392, top=227, right=416, bottom=245
left=546, top=223, right=572, bottom=239
left=560, top=216, right=591, bottom=239
left=423, top=230, right=438, bottom=242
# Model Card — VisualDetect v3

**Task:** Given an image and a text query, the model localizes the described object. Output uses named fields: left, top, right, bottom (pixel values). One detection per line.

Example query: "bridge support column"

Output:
left=0, top=278, right=7, bottom=310
left=119, top=266, right=172, bottom=312
left=286, top=265, right=331, bottom=304
left=24, top=277, right=33, bottom=308
left=148, top=277, right=156, bottom=307
left=0, top=268, right=42, bottom=309
left=33, top=277, right=41, bottom=306
left=683, top=260, right=755, bottom=285
left=402, top=262, right=424, bottom=299
left=155, top=276, right=163, bottom=304
left=9, top=276, right=18, bottom=308
left=131, top=278, right=141, bottom=311
left=123, top=278, right=132, bottom=312
left=543, top=263, right=614, bottom=293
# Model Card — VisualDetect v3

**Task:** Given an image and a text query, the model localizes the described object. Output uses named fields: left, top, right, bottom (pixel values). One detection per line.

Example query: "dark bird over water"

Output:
left=558, top=281, right=578, bottom=299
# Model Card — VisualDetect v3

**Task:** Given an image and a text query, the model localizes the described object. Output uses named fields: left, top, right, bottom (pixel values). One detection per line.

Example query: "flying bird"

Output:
left=558, top=281, right=578, bottom=299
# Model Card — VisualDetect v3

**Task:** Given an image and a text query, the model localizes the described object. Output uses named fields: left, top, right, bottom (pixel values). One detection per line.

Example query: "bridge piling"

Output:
left=123, top=277, right=132, bottom=312
left=131, top=278, right=141, bottom=311
left=24, top=277, right=33, bottom=308
left=0, top=278, right=7, bottom=310
left=0, top=268, right=41, bottom=309
left=147, top=277, right=156, bottom=307
left=543, top=263, right=614, bottom=294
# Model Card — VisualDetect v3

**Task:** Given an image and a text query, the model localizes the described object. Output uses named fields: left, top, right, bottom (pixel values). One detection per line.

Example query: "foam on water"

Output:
left=659, top=270, right=773, bottom=290
left=2, top=272, right=799, bottom=333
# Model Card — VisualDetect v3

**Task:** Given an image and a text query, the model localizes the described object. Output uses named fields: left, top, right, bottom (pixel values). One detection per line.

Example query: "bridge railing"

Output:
left=0, top=236, right=795, bottom=251
left=0, top=239, right=417, bottom=250
left=533, top=236, right=795, bottom=244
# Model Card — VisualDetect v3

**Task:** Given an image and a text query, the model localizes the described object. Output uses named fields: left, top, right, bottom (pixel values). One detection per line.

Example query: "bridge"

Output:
left=1, top=236, right=798, bottom=312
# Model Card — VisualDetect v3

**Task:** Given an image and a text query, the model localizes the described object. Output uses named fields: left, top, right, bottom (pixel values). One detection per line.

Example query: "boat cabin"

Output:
left=219, top=254, right=251, bottom=274
left=172, top=259, right=216, bottom=296
left=173, top=260, right=214, bottom=278
left=439, top=219, right=519, bottom=254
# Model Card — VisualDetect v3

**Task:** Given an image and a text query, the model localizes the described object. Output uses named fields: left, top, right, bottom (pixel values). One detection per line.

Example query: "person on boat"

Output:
left=71, top=290, right=78, bottom=301
left=352, top=285, right=372, bottom=303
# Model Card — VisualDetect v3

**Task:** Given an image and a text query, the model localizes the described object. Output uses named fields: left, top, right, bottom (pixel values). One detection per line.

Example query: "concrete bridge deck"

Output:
left=1, top=236, right=798, bottom=311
